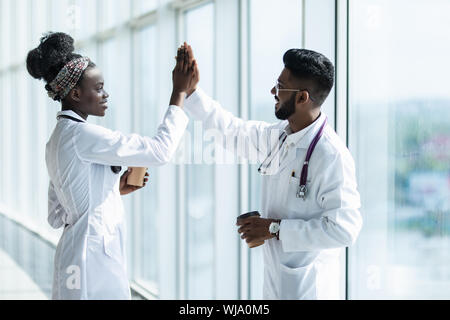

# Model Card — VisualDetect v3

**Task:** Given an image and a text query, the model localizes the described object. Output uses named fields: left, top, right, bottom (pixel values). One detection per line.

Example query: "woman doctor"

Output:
left=26, top=32, right=198, bottom=299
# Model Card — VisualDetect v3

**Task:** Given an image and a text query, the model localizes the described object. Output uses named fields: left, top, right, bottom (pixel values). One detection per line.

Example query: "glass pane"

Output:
left=30, top=0, right=50, bottom=50
left=78, top=44, right=98, bottom=63
left=97, top=35, right=135, bottom=281
left=1, top=72, right=13, bottom=209
left=9, top=72, right=20, bottom=213
left=134, top=24, right=159, bottom=288
left=0, top=0, right=12, bottom=68
left=29, top=67, right=51, bottom=232
left=74, top=0, right=97, bottom=39
left=133, top=0, right=158, bottom=16
left=248, top=0, right=302, bottom=299
left=98, top=36, right=131, bottom=133
left=14, top=0, right=28, bottom=65
left=0, top=74, right=4, bottom=203
left=50, top=0, right=73, bottom=35
left=99, top=0, right=131, bottom=30
left=349, top=0, right=450, bottom=299
left=184, top=3, right=215, bottom=299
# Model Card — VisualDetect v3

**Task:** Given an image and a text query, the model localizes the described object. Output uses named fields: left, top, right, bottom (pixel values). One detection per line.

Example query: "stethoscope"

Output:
left=258, top=116, right=328, bottom=200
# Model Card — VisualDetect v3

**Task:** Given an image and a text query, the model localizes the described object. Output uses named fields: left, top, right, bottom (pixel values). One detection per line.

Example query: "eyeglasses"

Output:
left=274, top=82, right=315, bottom=102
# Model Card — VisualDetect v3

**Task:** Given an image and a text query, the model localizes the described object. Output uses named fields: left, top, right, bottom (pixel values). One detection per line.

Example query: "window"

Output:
left=77, top=44, right=98, bottom=64
left=133, top=24, right=160, bottom=291
left=50, top=0, right=73, bottom=36
left=0, top=0, right=12, bottom=69
left=247, top=0, right=302, bottom=299
left=74, top=0, right=97, bottom=40
left=98, top=30, right=135, bottom=287
left=28, top=0, right=53, bottom=231
left=98, top=35, right=132, bottom=133
left=1, top=72, right=13, bottom=210
left=348, top=0, right=450, bottom=299
left=133, top=0, right=158, bottom=16
left=99, top=0, right=131, bottom=31
left=0, top=74, right=4, bottom=204
left=184, top=2, right=215, bottom=299
left=30, top=0, right=50, bottom=51
left=13, top=0, right=28, bottom=65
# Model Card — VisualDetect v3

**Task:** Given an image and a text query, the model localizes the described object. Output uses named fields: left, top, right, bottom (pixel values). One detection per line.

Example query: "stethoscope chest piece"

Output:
left=296, top=185, right=307, bottom=200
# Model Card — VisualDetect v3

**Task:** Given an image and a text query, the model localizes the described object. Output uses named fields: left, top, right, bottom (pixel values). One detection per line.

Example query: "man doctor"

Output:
left=182, top=46, right=362, bottom=300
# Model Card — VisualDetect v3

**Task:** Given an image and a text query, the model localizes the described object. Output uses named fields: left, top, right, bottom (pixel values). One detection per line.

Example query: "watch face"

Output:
left=269, top=222, right=280, bottom=234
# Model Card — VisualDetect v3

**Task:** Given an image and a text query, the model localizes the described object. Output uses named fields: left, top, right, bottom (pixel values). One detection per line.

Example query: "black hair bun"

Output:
left=26, top=32, right=81, bottom=83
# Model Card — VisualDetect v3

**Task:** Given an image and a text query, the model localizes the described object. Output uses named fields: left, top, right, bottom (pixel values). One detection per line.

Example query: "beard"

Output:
left=275, top=94, right=296, bottom=120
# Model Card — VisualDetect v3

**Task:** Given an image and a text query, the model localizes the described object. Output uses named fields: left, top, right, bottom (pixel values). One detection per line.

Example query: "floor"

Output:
left=0, top=248, right=48, bottom=300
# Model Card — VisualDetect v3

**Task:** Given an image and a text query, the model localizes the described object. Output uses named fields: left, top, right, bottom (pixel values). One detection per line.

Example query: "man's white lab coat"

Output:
left=184, top=88, right=362, bottom=300
left=46, top=107, right=188, bottom=299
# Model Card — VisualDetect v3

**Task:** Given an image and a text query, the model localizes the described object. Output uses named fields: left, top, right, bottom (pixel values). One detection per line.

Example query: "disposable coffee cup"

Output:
left=237, top=211, right=265, bottom=248
left=126, top=167, right=147, bottom=187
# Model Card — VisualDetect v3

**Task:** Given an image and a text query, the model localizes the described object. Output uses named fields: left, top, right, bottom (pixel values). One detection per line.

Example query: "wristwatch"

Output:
left=269, top=220, right=281, bottom=240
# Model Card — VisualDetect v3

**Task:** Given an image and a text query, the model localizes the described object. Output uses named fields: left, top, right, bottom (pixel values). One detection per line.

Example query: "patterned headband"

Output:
left=46, top=57, right=90, bottom=101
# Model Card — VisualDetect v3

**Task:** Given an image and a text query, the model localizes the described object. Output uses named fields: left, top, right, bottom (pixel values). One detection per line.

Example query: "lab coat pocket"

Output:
left=86, top=235, right=107, bottom=298
left=279, top=263, right=317, bottom=300
left=103, top=233, right=123, bottom=263
left=86, top=234, right=128, bottom=299
left=285, top=176, right=314, bottom=216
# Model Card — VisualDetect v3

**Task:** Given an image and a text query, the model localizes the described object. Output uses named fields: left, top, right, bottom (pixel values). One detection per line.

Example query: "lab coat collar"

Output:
left=276, top=112, right=327, bottom=174
left=56, top=110, right=87, bottom=123
left=283, top=112, right=327, bottom=149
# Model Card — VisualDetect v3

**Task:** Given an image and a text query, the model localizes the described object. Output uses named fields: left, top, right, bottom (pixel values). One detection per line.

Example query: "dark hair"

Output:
left=283, top=49, right=334, bottom=107
left=26, top=32, right=96, bottom=101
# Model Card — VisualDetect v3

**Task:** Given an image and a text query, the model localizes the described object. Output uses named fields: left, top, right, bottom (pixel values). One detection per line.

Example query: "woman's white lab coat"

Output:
left=46, top=107, right=188, bottom=300
left=184, top=88, right=363, bottom=300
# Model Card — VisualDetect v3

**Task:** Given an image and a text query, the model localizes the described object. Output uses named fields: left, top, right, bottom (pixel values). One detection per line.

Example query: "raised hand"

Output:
left=177, top=43, right=200, bottom=97
left=170, top=43, right=197, bottom=107
left=172, top=44, right=196, bottom=93
left=185, top=44, right=200, bottom=96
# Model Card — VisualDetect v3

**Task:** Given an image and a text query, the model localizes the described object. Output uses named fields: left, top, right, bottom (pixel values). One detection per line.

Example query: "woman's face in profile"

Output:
left=77, top=67, right=110, bottom=117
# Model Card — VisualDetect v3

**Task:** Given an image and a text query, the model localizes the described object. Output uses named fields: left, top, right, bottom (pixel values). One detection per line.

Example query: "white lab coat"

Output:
left=46, top=107, right=188, bottom=300
left=184, top=88, right=362, bottom=300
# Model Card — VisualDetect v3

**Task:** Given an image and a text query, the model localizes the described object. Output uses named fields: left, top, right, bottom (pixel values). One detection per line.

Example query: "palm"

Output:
left=177, top=43, right=200, bottom=93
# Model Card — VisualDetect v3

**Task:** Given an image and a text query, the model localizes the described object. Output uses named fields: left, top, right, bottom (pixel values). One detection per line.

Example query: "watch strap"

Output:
left=271, top=219, right=281, bottom=240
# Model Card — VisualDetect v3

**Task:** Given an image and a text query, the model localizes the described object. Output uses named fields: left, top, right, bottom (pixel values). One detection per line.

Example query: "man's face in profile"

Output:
left=272, top=68, right=297, bottom=120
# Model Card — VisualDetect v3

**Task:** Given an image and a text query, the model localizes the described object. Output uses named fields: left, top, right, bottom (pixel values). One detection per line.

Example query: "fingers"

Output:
left=175, top=46, right=183, bottom=62
left=175, top=49, right=181, bottom=71
left=142, top=172, right=149, bottom=186
left=237, top=220, right=252, bottom=240
left=173, top=42, right=198, bottom=93
left=175, top=46, right=192, bottom=75
left=236, top=219, right=252, bottom=226
left=177, top=49, right=184, bottom=72
left=183, top=49, right=190, bottom=74
left=121, top=168, right=132, bottom=179
left=176, top=46, right=188, bottom=71
left=190, top=59, right=197, bottom=73
left=187, top=45, right=195, bottom=64
left=242, top=234, right=251, bottom=241
left=238, top=225, right=251, bottom=234
left=192, top=60, right=200, bottom=84
left=241, top=233, right=254, bottom=242
left=176, top=42, right=194, bottom=74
